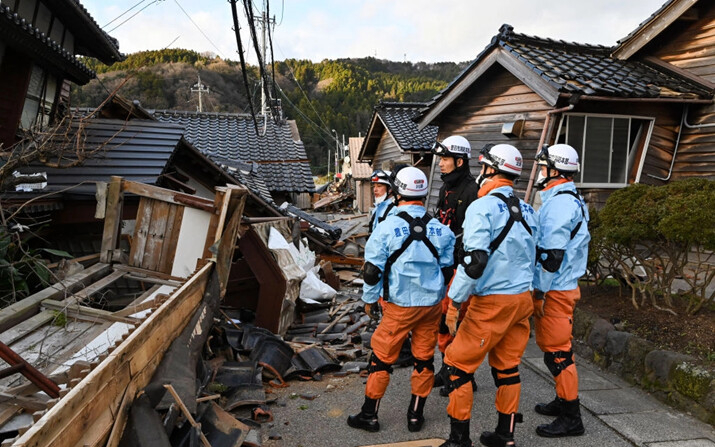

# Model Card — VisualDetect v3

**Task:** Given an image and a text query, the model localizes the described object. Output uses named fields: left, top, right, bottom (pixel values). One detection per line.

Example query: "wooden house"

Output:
left=418, top=0, right=714, bottom=208
left=347, top=136, right=372, bottom=212
left=359, top=101, right=439, bottom=180
left=0, top=0, right=123, bottom=148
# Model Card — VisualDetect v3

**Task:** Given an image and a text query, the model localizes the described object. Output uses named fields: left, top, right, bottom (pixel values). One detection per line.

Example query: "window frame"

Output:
left=555, top=112, right=655, bottom=188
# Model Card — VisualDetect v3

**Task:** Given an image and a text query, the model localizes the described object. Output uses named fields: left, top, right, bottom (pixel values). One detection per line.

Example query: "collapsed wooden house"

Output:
left=0, top=177, right=247, bottom=446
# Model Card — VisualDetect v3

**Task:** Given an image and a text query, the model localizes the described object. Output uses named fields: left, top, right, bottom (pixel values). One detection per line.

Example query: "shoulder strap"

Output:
left=555, top=190, right=585, bottom=240
left=382, top=211, right=440, bottom=301
left=377, top=201, right=396, bottom=224
left=488, top=193, right=532, bottom=253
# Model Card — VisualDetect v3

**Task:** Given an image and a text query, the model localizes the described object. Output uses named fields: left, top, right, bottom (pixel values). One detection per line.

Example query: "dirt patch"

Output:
left=578, top=284, right=715, bottom=365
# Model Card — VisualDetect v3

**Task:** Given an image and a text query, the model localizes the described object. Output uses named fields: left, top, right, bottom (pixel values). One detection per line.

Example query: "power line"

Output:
left=274, top=42, right=335, bottom=140
left=173, top=0, right=227, bottom=59
left=106, top=0, right=162, bottom=33
left=102, top=0, right=148, bottom=28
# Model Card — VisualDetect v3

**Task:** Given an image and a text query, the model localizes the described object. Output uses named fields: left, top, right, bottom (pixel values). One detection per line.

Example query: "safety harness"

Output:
left=382, top=211, right=439, bottom=301
left=488, top=193, right=533, bottom=253
left=555, top=189, right=585, bottom=240
left=368, top=201, right=396, bottom=233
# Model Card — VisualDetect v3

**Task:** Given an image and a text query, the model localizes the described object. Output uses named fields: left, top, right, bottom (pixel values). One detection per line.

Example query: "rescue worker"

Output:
left=368, top=169, right=396, bottom=234
left=532, top=143, right=590, bottom=438
left=438, top=144, right=536, bottom=447
left=430, top=135, right=479, bottom=393
left=347, top=167, right=455, bottom=433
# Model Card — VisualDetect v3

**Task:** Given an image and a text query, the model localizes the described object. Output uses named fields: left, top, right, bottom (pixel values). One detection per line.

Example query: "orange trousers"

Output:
left=438, top=295, right=470, bottom=353
left=533, top=288, right=580, bottom=401
left=444, top=291, right=532, bottom=421
left=366, top=301, right=441, bottom=399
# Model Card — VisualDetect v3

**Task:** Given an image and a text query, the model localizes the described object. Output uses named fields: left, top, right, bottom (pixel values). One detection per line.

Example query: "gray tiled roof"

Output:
left=376, top=102, right=438, bottom=151
left=152, top=110, right=315, bottom=193
left=423, top=23, right=711, bottom=113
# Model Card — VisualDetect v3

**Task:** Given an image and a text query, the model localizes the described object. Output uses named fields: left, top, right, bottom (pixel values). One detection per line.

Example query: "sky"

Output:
left=83, top=0, right=668, bottom=64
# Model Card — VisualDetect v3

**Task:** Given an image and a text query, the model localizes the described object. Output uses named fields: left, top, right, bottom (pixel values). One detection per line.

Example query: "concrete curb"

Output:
left=572, top=306, right=715, bottom=426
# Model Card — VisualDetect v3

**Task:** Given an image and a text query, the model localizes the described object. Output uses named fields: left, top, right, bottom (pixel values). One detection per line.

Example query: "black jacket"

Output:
left=435, top=166, right=478, bottom=270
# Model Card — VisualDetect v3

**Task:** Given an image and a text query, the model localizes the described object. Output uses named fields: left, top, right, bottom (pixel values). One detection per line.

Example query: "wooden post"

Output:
left=100, top=176, right=124, bottom=264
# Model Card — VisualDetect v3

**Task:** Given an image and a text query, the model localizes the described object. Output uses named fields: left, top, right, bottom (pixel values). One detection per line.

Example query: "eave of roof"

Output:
left=612, top=0, right=697, bottom=60
left=0, top=3, right=95, bottom=84
left=51, top=0, right=124, bottom=64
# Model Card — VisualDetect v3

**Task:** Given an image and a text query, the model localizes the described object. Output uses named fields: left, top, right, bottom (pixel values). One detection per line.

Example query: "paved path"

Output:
left=261, top=338, right=714, bottom=447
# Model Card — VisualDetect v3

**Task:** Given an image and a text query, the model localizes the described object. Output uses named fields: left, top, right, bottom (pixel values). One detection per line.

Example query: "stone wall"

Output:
left=572, top=307, right=714, bottom=426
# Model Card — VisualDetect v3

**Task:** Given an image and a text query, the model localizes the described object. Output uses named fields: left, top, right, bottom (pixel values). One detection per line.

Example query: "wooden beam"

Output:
left=112, top=264, right=184, bottom=285
left=319, top=254, right=364, bottom=266
left=122, top=180, right=215, bottom=213
left=0, top=263, right=112, bottom=334
left=41, top=300, right=140, bottom=325
left=67, top=270, right=127, bottom=305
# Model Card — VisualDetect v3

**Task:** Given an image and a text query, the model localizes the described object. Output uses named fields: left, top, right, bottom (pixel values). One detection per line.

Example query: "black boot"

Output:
left=407, top=394, right=427, bottom=432
left=480, top=412, right=521, bottom=447
left=535, top=396, right=563, bottom=416
left=439, top=417, right=472, bottom=447
left=347, top=397, right=380, bottom=432
left=536, top=398, right=585, bottom=437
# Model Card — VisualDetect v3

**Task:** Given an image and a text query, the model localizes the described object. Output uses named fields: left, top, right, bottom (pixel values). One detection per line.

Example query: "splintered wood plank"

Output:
left=12, top=263, right=212, bottom=447
left=216, top=189, right=247, bottom=297
left=141, top=200, right=170, bottom=271
left=100, top=177, right=123, bottom=264
left=157, top=203, right=184, bottom=274
left=112, top=265, right=184, bottom=284
left=129, top=196, right=151, bottom=268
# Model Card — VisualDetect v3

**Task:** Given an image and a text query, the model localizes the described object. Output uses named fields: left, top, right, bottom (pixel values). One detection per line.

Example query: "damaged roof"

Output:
left=360, top=101, right=438, bottom=160
left=152, top=110, right=315, bottom=194
left=419, top=23, right=713, bottom=126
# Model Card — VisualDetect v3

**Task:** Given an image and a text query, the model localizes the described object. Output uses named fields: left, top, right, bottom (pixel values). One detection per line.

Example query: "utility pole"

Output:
left=256, top=0, right=276, bottom=116
left=191, top=73, right=209, bottom=112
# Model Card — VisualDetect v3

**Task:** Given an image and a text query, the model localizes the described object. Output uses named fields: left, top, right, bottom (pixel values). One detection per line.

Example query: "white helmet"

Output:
left=393, top=166, right=429, bottom=198
left=371, top=169, right=392, bottom=187
left=478, top=143, right=523, bottom=176
left=431, top=135, right=471, bottom=159
left=537, top=144, right=580, bottom=173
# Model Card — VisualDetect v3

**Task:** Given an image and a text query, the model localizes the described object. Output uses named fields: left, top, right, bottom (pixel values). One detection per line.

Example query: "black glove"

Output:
left=365, top=302, right=382, bottom=320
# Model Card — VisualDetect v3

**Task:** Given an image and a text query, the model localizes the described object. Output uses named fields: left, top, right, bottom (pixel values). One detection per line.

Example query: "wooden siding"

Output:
left=372, top=132, right=410, bottom=171
left=642, top=3, right=715, bottom=180
left=426, top=66, right=552, bottom=209
left=651, top=3, right=715, bottom=83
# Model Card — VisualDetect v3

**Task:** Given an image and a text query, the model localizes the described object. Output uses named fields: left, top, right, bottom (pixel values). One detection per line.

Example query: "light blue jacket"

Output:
left=370, top=197, right=397, bottom=232
left=363, top=204, right=455, bottom=307
left=534, top=182, right=590, bottom=292
left=448, top=186, right=537, bottom=302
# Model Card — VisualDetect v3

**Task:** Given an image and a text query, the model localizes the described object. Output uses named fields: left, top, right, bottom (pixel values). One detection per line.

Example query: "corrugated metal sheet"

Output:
left=11, top=118, right=182, bottom=195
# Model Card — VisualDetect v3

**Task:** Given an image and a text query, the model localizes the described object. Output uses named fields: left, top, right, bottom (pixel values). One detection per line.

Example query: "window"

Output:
left=555, top=114, right=654, bottom=186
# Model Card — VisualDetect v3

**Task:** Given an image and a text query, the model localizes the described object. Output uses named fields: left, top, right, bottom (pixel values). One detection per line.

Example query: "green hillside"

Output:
left=73, top=49, right=468, bottom=174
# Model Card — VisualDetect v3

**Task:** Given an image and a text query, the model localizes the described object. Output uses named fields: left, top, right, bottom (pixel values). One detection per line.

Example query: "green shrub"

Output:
left=592, top=179, right=715, bottom=314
